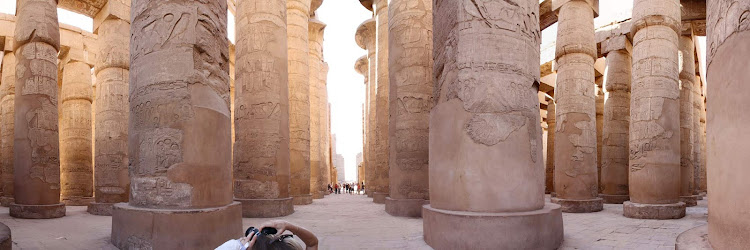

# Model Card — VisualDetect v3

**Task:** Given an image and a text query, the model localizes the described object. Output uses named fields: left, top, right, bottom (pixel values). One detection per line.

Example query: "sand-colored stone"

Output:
left=233, top=0, right=293, bottom=218
left=111, top=1, right=241, bottom=248
left=425, top=1, right=563, bottom=248
left=11, top=0, right=65, bottom=219
left=385, top=0, right=431, bottom=218
left=59, top=60, right=94, bottom=206
left=546, top=100, right=555, bottom=194
left=596, top=87, right=603, bottom=193
left=287, top=0, right=313, bottom=204
left=551, top=0, right=602, bottom=213
left=678, top=35, right=698, bottom=207
left=705, top=1, right=750, bottom=248
left=626, top=0, right=685, bottom=220
left=0, top=51, right=15, bottom=207
left=370, top=0, right=390, bottom=203
left=90, top=13, right=130, bottom=216
left=321, top=67, right=331, bottom=195
left=599, top=35, right=631, bottom=204
left=355, top=19, right=376, bottom=198
left=309, top=18, right=327, bottom=199
left=355, top=56, right=368, bottom=190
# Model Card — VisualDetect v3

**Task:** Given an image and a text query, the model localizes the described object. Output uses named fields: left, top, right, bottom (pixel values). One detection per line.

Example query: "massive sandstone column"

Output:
left=704, top=1, right=750, bottom=248
left=551, top=0, right=603, bottom=213
left=111, top=1, right=241, bottom=248
left=625, top=0, right=685, bottom=219
left=692, top=72, right=703, bottom=196
left=596, top=87, right=603, bottom=193
left=385, top=0, right=431, bottom=218
left=355, top=19, right=376, bottom=197
left=287, top=0, right=313, bottom=203
left=59, top=58, right=94, bottom=206
left=309, top=18, right=327, bottom=199
left=678, top=33, right=699, bottom=207
left=0, top=50, right=15, bottom=207
left=545, top=100, right=555, bottom=194
left=233, top=0, right=294, bottom=217
left=355, top=56, right=368, bottom=190
left=599, top=35, right=632, bottom=204
left=89, top=0, right=131, bottom=216
left=424, top=1, right=563, bottom=248
left=11, top=0, right=65, bottom=219
left=372, top=0, right=390, bottom=204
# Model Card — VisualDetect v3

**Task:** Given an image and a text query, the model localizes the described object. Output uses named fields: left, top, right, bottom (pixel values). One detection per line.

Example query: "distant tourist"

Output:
left=216, top=220, right=319, bottom=250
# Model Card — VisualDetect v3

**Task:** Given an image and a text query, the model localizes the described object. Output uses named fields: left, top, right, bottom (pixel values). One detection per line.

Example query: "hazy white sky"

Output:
left=0, top=1, right=706, bottom=183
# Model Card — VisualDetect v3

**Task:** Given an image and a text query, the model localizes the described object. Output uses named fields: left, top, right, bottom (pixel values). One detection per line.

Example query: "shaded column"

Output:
left=546, top=100, right=555, bottom=194
left=0, top=50, right=15, bottom=207
left=697, top=1, right=749, bottom=248
left=287, top=0, right=313, bottom=204
left=371, top=0, right=390, bottom=204
left=59, top=59, right=94, bottom=206
left=551, top=0, right=603, bottom=213
left=232, top=0, right=294, bottom=218
left=385, top=0, right=431, bottom=218
left=355, top=19, right=376, bottom=198
left=699, top=93, right=706, bottom=193
left=309, top=18, right=326, bottom=199
left=678, top=33, right=699, bottom=207
left=89, top=1, right=131, bottom=216
left=11, top=0, right=65, bottom=219
left=599, top=35, right=632, bottom=204
left=624, top=0, right=685, bottom=219
left=111, top=1, right=241, bottom=248
left=596, top=86, right=604, bottom=193
left=355, top=57, right=368, bottom=191
left=424, top=1, right=563, bottom=248
left=321, top=65, right=331, bottom=195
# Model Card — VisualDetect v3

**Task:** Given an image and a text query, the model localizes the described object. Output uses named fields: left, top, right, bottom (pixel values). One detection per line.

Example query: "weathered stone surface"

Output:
left=113, top=0, right=240, bottom=248
left=546, top=101, right=555, bottom=194
left=321, top=66, right=331, bottom=196
left=675, top=225, right=710, bottom=250
left=0, top=52, right=15, bottom=207
left=552, top=0, right=602, bottom=213
left=285, top=0, right=313, bottom=204
left=355, top=19, right=376, bottom=198
left=233, top=0, right=293, bottom=217
left=385, top=0, right=431, bottom=217
left=12, top=0, right=65, bottom=219
left=623, top=201, right=686, bottom=220
left=372, top=0, right=390, bottom=201
left=309, top=18, right=327, bottom=199
left=0, top=222, right=10, bottom=250
left=60, top=60, right=94, bottom=206
left=600, top=36, right=631, bottom=204
left=706, top=1, right=750, bottom=248
left=627, top=0, right=684, bottom=219
left=427, top=0, right=562, bottom=248
left=91, top=16, right=130, bottom=216
left=596, top=86, right=603, bottom=193
left=678, top=35, right=697, bottom=207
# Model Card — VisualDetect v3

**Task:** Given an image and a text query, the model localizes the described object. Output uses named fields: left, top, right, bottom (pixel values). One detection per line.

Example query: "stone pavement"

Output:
left=0, top=194, right=706, bottom=249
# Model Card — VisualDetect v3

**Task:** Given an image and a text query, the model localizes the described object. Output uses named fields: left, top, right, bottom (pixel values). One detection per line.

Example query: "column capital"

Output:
left=309, top=18, right=327, bottom=40
left=354, top=55, right=368, bottom=77
left=355, top=18, right=376, bottom=51
left=311, top=0, right=324, bottom=14
left=552, top=0, right=598, bottom=17
left=93, top=0, right=131, bottom=34
left=601, top=35, right=632, bottom=56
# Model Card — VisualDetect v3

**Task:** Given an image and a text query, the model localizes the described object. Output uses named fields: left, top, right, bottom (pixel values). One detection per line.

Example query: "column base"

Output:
left=292, top=194, right=313, bottom=205
left=236, top=197, right=294, bottom=218
left=679, top=195, right=700, bottom=207
left=423, top=203, right=563, bottom=249
left=366, top=191, right=373, bottom=198
left=385, top=197, right=429, bottom=218
left=0, top=197, right=14, bottom=207
left=111, top=202, right=242, bottom=249
left=373, top=192, right=387, bottom=204
left=599, top=194, right=630, bottom=204
left=62, top=196, right=94, bottom=206
left=10, top=203, right=66, bottom=219
left=623, top=201, right=686, bottom=220
left=312, top=191, right=324, bottom=199
left=87, top=202, right=116, bottom=216
left=551, top=197, right=603, bottom=213
left=675, top=225, right=711, bottom=249
left=0, top=222, right=10, bottom=250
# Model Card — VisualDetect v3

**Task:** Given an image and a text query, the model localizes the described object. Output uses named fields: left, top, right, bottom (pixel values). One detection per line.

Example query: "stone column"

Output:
left=11, top=0, right=65, bottom=219
left=0, top=50, right=15, bottom=207
left=596, top=86, right=604, bottom=193
left=551, top=0, right=603, bottom=213
left=232, top=0, right=294, bottom=217
left=355, top=19, right=376, bottom=198
left=424, top=1, right=563, bottom=248
left=111, top=1, right=241, bottom=248
left=677, top=1, right=750, bottom=248
left=59, top=58, right=94, bottom=206
left=698, top=92, right=706, bottom=193
left=545, top=100, right=555, bottom=194
left=89, top=0, right=131, bottom=216
left=599, top=35, right=631, bottom=204
left=678, top=33, right=699, bottom=207
left=321, top=65, right=331, bottom=195
left=371, top=0, right=390, bottom=204
left=309, top=18, right=326, bottom=199
left=287, top=0, right=313, bottom=204
left=355, top=57, right=368, bottom=191
left=385, top=0, right=431, bottom=218
left=624, top=0, right=685, bottom=219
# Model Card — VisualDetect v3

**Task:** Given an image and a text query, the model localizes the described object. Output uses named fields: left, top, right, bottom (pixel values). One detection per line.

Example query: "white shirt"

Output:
left=215, top=239, right=248, bottom=250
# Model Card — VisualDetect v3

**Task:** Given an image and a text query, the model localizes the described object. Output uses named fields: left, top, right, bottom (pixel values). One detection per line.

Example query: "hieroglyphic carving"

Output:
left=234, top=0, right=291, bottom=200
left=308, top=17, right=323, bottom=198
left=600, top=43, right=631, bottom=198
left=706, top=0, right=750, bottom=67
left=373, top=0, right=390, bottom=195
left=286, top=0, right=312, bottom=199
left=678, top=35, right=696, bottom=199
left=0, top=52, right=16, bottom=202
left=60, top=61, right=93, bottom=204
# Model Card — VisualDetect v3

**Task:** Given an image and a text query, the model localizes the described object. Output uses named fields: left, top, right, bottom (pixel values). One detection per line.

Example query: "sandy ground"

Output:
left=0, top=193, right=707, bottom=249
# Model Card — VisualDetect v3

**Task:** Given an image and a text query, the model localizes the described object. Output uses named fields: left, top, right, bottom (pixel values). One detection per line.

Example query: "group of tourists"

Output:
left=331, top=182, right=364, bottom=194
